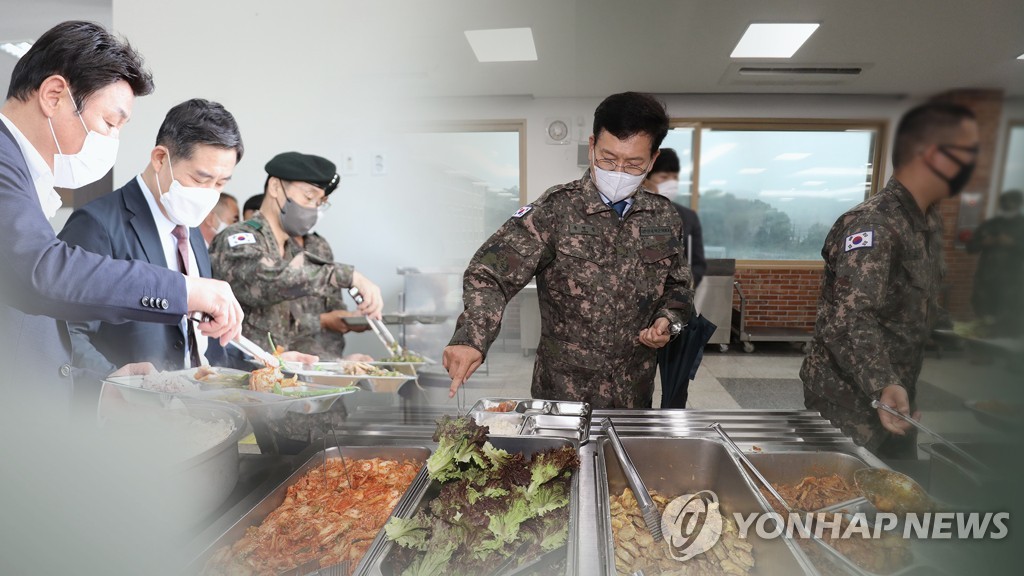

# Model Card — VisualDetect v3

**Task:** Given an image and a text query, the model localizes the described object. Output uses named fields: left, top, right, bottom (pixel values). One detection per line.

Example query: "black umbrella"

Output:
left=658, top=313, right=717, bottom=409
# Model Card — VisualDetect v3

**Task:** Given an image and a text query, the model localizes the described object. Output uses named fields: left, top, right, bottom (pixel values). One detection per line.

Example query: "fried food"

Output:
left=484, top=401, right=518, bottom=413
left=610, top=488, right=754, bottom=576
left=760, top=476, right=912, bottom=575
left=339, top=362, right=402, bottom=377
left=249, top=365, right=298, bottom=393
left=204, top=457, right=420, bottom=576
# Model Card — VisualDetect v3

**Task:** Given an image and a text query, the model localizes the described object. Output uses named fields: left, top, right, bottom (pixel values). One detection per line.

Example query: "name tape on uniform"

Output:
left=641, top=226, right=673, bottom=237
left=845, top=230, right=874, bottom=252
left=512, top=205, right=533, bottom=218
left=228, top=232, right=257, bottom=248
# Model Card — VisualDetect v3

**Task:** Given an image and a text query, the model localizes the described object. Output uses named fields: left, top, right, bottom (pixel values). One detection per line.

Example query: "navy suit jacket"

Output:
left=59, top=178, right=227, bottom=373
left=0, top=121, right=188, bottom=411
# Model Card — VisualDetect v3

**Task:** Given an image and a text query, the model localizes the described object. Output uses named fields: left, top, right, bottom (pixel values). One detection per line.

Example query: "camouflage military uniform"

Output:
left=209, top=212, right=353, bottom=358
left=801, top=177, right=946, bottom=453
left=450, top=171, right=694, bottom=409
left=209, top=212, right=359, bottom=450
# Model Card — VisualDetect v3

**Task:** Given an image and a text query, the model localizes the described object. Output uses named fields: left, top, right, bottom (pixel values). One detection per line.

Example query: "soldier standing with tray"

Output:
left=443, top=92, right=694, bottom=409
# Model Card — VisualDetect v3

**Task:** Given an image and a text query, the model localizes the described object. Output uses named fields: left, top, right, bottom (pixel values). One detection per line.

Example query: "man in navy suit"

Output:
left=60, top=99, right=244, bottom=374
left=0, top=21, right=243, bottom=412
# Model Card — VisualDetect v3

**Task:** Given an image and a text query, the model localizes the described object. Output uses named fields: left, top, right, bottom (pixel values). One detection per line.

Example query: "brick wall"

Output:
left=732, top=268, right=821, bottom=330
left=931, top=89, right=1005, bottom=319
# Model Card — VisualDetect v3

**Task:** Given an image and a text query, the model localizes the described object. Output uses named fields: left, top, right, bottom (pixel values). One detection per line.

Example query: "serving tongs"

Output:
left=188, top=312, right=280, bottom=367
left=601, top=418, right=663, bottom=541
left=347, top=287, right=436, bottom=364
left=872, top=399, right=994, bottom=475
left=708, top=422, right=875, bottom=576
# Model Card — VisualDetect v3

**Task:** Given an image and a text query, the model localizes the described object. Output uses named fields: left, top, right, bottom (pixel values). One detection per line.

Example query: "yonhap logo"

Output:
left=661, top=490, right=722, bottom=561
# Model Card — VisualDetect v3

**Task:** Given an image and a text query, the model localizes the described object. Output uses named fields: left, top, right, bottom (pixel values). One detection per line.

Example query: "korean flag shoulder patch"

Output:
left=844, top=230, right=874, bottom=252
left=512, top=204, right=533, bottom=218
left=227, top=232, right=257, bottom=248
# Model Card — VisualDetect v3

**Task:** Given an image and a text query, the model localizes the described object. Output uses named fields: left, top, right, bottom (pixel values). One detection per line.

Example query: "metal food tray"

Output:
left=285, top=362, right=417, bottom=393
left=101, top=375, right=357, bottom=417
left=468, top=398, right=592, bottom=443
left=185, top=444, right=433, bottom=576
left=963, top=399, right=1023, bottom=434
left=471, top=411, right=526, bottom=436
left=364, top=436, right=580, bottom=576
left=744, top=451, right=945, bottom=576
left=595, top=436, right=816, bottom=576
left=521, top=414, right=591, bottom=443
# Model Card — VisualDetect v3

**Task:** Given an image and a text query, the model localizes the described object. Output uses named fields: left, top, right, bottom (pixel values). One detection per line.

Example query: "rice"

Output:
left=140, top=372, right=201, bottom=394
left=475, top=413, right=523, bottom=436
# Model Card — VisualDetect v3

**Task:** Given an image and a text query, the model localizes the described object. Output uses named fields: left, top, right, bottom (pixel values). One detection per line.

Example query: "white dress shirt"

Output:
left=0, top=113, right=62, bottom=216
left=137, top=175, right=208, bottom=365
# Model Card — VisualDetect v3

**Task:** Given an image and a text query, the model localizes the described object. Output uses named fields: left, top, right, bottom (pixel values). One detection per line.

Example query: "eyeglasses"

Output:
left=594, top=155, right=651, bottom=176
left=283, top=181, right=331, bottom=210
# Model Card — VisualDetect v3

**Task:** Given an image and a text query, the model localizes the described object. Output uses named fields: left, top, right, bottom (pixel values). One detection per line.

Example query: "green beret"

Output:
left=265, top=151, right=340, bottom=195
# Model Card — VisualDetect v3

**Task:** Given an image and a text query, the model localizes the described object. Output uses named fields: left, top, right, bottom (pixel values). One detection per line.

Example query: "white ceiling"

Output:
left=0, top=0, right=1021, bottom=99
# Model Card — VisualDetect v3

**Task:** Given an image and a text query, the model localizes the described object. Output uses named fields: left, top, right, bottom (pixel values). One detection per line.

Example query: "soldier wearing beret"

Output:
left=210, top=151, right=382, bottom=360
left=802, top=102, right=979, bottom=458
left=443, top=92, right=694, bottom=409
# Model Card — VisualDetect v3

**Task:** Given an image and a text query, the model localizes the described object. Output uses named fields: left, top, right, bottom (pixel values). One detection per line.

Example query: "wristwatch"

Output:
left=668, top=321, right=684, bottom=336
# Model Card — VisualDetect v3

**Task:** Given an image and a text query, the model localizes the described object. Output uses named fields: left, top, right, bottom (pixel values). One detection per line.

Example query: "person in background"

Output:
left=60, top=99, right=307, bottom=374
left=802, top=102, right=979, bottom=459
left=443, top=92, right=694, bottom=408
left=966, top=190, right=1024, bottom=337
left=0, top=21, right=241, bottom=410
left=200, top=192, right=239, bottom=247
left=643, top=148, right=706, bottom=287
left=242, top=192, right=263, bottom=220
left=210, top=152, right=381, bottom=360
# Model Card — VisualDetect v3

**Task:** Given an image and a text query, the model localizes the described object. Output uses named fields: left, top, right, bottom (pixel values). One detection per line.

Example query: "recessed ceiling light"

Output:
left=739, top=168, right=766, bottom=174
left=774, top=152, right=812, bottom=161
left=1018, top=52, right=1024, bottom=60
left=0, top=41, right=32, bottom=59
left=464, top=28, right=537, bottom=62
left=731, top=23, right=819, bottom=58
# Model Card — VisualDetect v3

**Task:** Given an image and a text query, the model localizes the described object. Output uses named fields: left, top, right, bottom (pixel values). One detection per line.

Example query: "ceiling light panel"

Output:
left=0, top=41, right=32, bottom=59
left=731, top=23, right=819, bottom=58
left=464, top=28, right=537, bottom=62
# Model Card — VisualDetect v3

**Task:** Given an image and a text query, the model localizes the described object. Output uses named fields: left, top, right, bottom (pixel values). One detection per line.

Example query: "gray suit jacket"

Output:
left=59, top=178, right=228, bottom=374
left=0, top=121, right=188, bottom=411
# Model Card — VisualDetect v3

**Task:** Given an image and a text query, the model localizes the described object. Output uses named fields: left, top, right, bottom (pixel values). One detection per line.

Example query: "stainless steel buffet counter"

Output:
left=185, top=406, right=1003, bottom=576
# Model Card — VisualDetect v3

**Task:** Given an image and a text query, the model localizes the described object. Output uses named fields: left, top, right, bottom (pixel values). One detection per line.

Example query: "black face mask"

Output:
left=928, top=145, right=976, bottom=198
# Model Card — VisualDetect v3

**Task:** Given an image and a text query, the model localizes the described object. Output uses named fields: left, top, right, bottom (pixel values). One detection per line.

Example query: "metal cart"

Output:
left=731, top=278, right=813, bottom=353
left=694, top=259, right=736, bottom=352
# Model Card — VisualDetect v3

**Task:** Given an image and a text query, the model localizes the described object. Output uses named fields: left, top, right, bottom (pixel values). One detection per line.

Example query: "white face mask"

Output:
left=591, top=149, right=648, bottom=204
left=656, top=179, right=680, bottom=198
left=156, top=155, right=221, bottom=227
left=213, top=216, right=229, bottom=234
left=49, top=89, right=119, bottom=189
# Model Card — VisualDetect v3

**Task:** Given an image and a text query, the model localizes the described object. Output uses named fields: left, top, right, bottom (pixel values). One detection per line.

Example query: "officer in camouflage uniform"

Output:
left=802, top=103, right=979, bottom=458
left=209, top=152, right=379, bottom=359
left=209, top=152, right=383, bottom=451
left=444, top=93, right=694, bottom=409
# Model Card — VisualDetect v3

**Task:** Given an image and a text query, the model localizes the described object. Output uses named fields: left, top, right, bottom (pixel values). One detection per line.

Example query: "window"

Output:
left=661, top=120, right=885, bottom=262
left=404, top=122, right=525, bottom=265
left=1000, top=122, right=1024, bottom=194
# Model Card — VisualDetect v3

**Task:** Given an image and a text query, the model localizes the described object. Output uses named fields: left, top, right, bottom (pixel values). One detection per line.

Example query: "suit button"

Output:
left=160, top=299, right=169, bottom=310
left=173, top=340, right=184, bottom=351
left=141, top=296, right=150, bottom=307
left=59, top=363, right=71, bottom=377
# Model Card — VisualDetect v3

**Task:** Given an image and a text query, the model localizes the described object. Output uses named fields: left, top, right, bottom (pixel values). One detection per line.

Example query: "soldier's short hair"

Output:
left=893, top=102, right=976, bottom=169
left=650, top=148, right=681, bottom=175
left=593, top=92, right=669, bottom=155
left=156, top=98, right=244, bottom=163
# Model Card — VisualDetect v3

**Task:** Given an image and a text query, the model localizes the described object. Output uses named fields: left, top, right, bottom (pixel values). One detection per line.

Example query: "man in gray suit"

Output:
left=0, top=21, right=243, bottom=412
left=60, top=99, right=244, bottom=375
